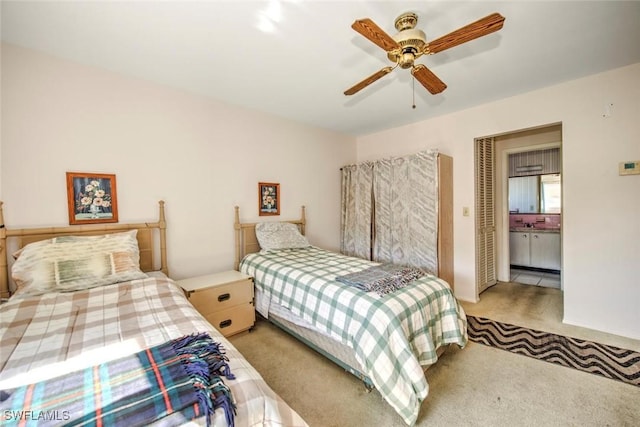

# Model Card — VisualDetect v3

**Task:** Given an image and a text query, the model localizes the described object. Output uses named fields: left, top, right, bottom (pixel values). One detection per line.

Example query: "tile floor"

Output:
left=510, top=267, right=561, bottom=288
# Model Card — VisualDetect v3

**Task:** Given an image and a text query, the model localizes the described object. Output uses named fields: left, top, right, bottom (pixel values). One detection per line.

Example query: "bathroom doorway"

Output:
left=475, top=123, right=563, bottom=298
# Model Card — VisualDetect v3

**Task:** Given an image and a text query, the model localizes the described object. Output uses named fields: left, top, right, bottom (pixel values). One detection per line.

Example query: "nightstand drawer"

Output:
left=188, top=278, right=253, bottom=312
left=178, top=271, right=256, bottom=337
left=203, top=303, right=255, bottom=337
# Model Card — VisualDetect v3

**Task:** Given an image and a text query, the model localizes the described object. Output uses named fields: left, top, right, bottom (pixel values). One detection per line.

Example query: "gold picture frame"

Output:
left=258, top=182, right=280, bottom=216
left=66, top=172, right=119, bottom=225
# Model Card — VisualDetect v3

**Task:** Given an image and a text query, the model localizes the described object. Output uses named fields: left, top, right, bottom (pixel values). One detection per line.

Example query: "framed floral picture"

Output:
left=66, top=172, right=119, bottom=225
left=258, top=182, right=280, bottom=216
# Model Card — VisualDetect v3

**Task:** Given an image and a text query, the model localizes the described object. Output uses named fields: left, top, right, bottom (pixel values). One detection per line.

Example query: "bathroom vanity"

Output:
left=509, top=228, right=561, bottom=270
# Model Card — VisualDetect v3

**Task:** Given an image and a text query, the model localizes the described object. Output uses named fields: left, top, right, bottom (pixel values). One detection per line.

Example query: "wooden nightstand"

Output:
left=178, top=271, right=255, bottom=337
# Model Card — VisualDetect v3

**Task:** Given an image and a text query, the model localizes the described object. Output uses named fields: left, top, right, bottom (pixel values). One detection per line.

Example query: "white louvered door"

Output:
left=475, top=137, right=497, bottom=294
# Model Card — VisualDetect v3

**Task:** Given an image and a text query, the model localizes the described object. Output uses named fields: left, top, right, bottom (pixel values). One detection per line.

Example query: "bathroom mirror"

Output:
left=509, top=174, right=561, bottom=213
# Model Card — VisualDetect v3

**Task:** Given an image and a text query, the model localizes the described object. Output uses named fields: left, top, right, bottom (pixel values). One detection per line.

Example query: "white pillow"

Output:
left=11, top=230, right=148, bottom=296
left=255, top=222, right=310, bottom=251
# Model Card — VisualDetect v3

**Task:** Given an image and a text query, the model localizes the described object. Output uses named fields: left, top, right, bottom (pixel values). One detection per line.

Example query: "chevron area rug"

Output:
left=467, top=315, right=640, bottom=387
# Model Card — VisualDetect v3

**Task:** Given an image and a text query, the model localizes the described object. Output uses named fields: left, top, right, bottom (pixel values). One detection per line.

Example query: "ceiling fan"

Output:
left=344, top=11, right=505, bottom=96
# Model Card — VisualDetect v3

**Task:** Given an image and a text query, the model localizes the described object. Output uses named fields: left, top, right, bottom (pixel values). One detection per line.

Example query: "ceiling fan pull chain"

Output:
left=412, top=76, right=416, bottom=109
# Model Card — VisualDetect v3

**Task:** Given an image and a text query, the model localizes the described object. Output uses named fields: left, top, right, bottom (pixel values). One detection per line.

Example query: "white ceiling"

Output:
left=2, top=1, right=639, bottom=136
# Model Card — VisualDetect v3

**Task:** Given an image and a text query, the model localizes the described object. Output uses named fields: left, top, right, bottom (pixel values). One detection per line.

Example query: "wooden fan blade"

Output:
left=412, top=64, right=447, bottom=94
left=427, top=13, right=505, bottom=54
left=351, top=18, right=400, bottom=52
left=344, top=66, right=394, bottom=96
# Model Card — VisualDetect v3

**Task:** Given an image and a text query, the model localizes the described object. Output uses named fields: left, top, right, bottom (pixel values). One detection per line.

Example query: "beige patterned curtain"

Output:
left=372, top=150, right=439, bottom=273
left=340, top=150, right=439, bottom=273
left=340, top=162, right=374, bottom=259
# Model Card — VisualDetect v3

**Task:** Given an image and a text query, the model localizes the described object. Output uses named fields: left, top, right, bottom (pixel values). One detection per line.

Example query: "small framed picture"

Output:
left=258, top=182, right=280, bottom=216
left=66, top=172, right=119, bottom=225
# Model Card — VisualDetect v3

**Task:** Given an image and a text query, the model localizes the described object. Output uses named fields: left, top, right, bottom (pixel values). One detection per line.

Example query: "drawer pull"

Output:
left=219, top=319, right=232, bottom=329
left=218, top=293, right=231, bottom=302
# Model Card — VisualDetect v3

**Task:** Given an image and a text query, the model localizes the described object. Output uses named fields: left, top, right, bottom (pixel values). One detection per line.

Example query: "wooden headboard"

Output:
left=0, top=200, right=169, bottom=298
left=233, top=205, right=306, bottom=270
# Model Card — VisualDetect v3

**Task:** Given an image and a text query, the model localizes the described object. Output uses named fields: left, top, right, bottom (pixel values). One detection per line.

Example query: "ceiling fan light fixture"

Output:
left=389, top=23, right=427, bottom=68
left=399, top=50, right=416, bottom=69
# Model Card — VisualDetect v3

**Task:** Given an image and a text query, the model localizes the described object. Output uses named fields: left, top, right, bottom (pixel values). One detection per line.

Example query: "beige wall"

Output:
left=0, top=43, right=356, bottom=280
left=356, top=62, right=640, bottom=340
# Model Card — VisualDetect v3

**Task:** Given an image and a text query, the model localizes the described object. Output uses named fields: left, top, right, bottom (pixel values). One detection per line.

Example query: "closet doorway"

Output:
left=475, top=123, right=563, bottom=299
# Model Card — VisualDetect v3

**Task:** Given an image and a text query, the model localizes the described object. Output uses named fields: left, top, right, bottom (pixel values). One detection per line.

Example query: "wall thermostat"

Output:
left=619, top=161, right=640, bottom=176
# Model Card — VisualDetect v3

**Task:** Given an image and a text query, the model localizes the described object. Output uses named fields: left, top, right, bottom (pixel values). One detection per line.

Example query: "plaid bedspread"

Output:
left=0, top=332, right=236, bottom=427
left=240, top=247, right=468, bottom=426
left=0, top=274, right=307, bottom=427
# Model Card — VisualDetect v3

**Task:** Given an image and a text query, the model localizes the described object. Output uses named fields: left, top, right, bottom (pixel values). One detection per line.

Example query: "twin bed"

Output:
left=0, top=201, right=306, bottom=427
left=234, top=206, right=468, bottom=426
left=0, top=200, right=467, bottom=426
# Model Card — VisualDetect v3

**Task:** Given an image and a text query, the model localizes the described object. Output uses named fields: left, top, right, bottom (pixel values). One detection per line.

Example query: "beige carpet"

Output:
left=229, top=282, right=640, bottom=426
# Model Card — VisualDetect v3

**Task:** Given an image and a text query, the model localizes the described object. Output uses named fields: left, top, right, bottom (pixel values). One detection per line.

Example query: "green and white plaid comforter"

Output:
left=240, top=246, right=468, bottom=426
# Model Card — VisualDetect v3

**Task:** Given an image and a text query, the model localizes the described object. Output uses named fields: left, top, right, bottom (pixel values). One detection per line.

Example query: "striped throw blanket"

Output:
left=335, top=263, right=425, bottom=296
left=0, top=333, right=236, bottom=427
